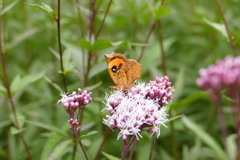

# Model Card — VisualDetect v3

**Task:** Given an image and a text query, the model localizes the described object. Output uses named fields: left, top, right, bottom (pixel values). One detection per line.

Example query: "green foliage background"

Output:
left=0, top=0, right=239, bottom=159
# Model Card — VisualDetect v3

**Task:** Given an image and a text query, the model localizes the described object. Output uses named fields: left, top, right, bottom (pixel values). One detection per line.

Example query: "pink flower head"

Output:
left=197, top=56, right=240, bottom=97
left=58, top=89, right=92, bottom=114
left=103, top=76, right=174, bottom=140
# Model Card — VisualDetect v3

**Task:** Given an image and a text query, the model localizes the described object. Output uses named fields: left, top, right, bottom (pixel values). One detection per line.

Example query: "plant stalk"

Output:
left=56, top=0, right=67, bottom=93
left=95, top=0, right=112, bottom=39
left=137, top=21, right=156, bottom=62
left=215, top=0, right=238, bottom=56
left=215, top=97, right=229, bottom=157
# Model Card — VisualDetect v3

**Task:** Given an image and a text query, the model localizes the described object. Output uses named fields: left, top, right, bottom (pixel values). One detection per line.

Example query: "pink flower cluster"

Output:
left=103, top=76, right=175, bottom=140
left=58, top=89, right=92, bottom=117
left=197, top=56, right=240, bottom=92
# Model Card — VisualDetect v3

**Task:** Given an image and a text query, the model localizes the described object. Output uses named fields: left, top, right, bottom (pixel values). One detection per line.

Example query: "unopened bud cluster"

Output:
left=58, top=89, right=92, bottom=129
left=58, top=89, right=92, bottom=115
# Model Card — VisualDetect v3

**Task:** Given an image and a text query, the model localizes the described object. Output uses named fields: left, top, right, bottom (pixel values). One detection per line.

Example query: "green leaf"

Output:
left=111, top=41, right=131, bottom=50
left=40, top=135, right=72, bottom=160
left=10, top=72, right=45, bottom=94
left=83, top=81, right=102, bottom=91
left=49, top=47, right=60, bottom=60
left=154, top=6, right=171, bottom=20
left=78, top=38, right=93, bottom=50
left=25, top=3, right=56, bottom=18
left=89, top=63, right=106, bottom=79
left=227, top=134, right=237, bottom=160
left=0, top=84, right=6, bottom=95
left=63, top=62, right=77, bottom=76
left=92, top=39, right=112, bottom=51
left=6, top=28, right=39, bottom=51
left=9, top=112, right=26, bottom=128
left=182, top=116, right=228, bottom=160
left=78, top=131, right=98, bottom=141
left=172, top=92, right=208, bottom=109
left=167, top=114, right=183, bottom=123
left=20, top=72, right=45, bottom=88
left=102, top=152, right=120, bottom=160
left=1, top=0, right=19, bottom=15
left=41, top=3, right=53, bottom=13
left=44, top=76, right=62, bottom=92
left=25, top=120, right=67, bottom=136
left=78, top=39, right=132, bottom=51
left=10, top=75, right=21, bottom=93
left=0, top=120, right=11, bottom=128
left=80, top=122, right=96, bottom=131
left=204, top=18, right=228, bottom=39
left=10, top=126, right=26, bottom=135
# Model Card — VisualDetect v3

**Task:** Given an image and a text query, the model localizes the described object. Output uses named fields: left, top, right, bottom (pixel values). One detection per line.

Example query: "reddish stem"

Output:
left=56, top=0, right=67, bottom=92
left=215, top=97, right=229, bottom=157
left=215, top=0, right=238, bottom=56
left=137, top=21, right=156, bottom=62
left=0, top=6, right=32, bottom=160
left=128, top=137, right=137, bottom=160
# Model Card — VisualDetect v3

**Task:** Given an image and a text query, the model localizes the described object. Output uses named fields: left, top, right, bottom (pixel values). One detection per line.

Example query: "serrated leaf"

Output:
left=41, top=135, right=72, bottom=160
left=1, top=0, right=19, bottom=15
left=102, top=152, right=120, bottom=160
left=154, top=6, right=171, bottom=20
left=10, top=126, right=26, bottom=135
left=204, top=18, right=228, bottom=39
left=25, top=120, right=67, bottom=136
left=182, top=116, right=228, bottom=160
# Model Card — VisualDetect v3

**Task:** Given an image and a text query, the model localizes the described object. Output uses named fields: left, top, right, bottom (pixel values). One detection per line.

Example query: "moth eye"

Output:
left=112, top=66, right=117, bottom=73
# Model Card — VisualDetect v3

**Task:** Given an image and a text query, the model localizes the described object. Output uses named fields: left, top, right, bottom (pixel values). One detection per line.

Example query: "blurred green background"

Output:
left=0, top=0, right=239, bottom=159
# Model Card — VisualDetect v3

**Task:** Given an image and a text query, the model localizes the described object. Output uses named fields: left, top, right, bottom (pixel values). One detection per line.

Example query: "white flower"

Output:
left=103, top=77, right=174, bottom=140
